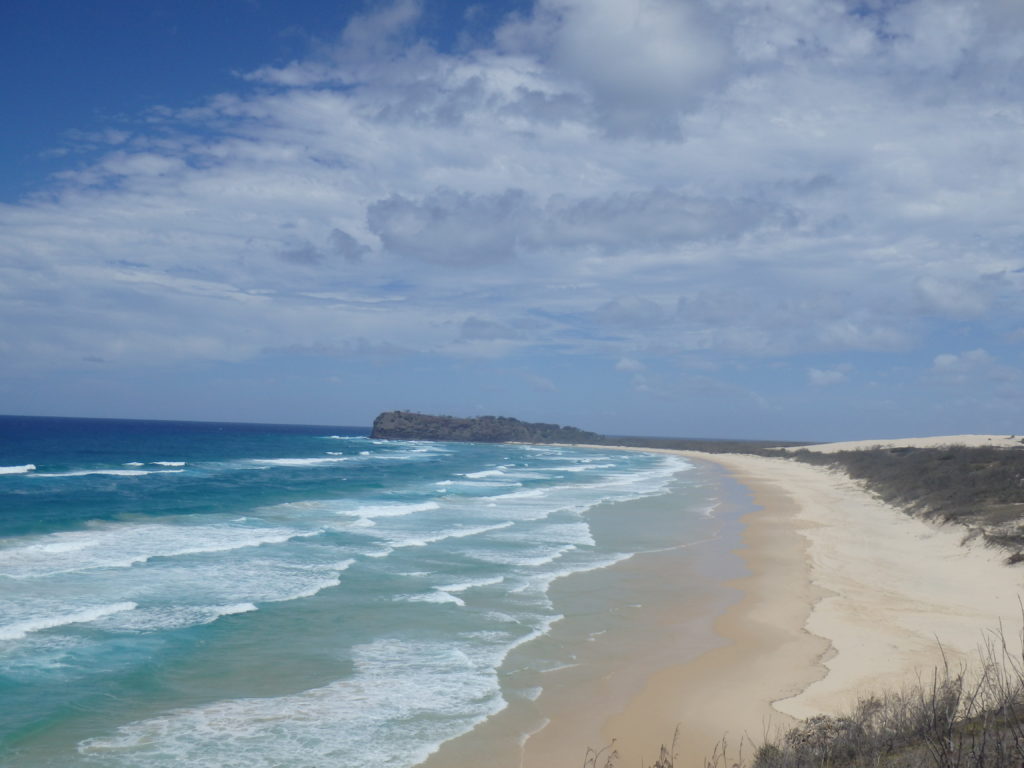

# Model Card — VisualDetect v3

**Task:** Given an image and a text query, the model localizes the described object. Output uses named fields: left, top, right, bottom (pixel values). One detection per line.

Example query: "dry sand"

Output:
left=532, top=444, right=1024, bottom=768
left=697, top=452, right=1024, bottom=721
left=783, top=433, right=1023, bottom=453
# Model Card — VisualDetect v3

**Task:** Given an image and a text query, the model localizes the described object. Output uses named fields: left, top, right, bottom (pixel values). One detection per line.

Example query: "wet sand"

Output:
left=591, top=454, right=829, bottom=767
left=421, top=460, right=748, bottom=768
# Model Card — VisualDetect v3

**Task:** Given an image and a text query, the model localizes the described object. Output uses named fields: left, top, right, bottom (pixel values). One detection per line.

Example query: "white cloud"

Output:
left=498, top=0, right=732, bottom=135
left=808, top=364, right=851, bottom=387
left=932, top=348, right=993, bottom=373
left=367, top=189, right=530, bottom=264
left=928, top=349, right=1022, bottom=397
left=915, top=275, right=991, bottom=317
left=2, top=0, right=1024, bottom=405
left=524, top=372, right=557, bottom=392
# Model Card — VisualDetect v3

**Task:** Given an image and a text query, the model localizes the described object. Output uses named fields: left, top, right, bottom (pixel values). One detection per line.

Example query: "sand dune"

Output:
left=783, top=434, right=1023, bottom=453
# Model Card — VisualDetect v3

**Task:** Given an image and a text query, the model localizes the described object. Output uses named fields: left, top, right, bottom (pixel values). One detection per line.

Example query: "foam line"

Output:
left=0, top=464, right=35, bottom=475
left=0, top=602, right=137, bottom=641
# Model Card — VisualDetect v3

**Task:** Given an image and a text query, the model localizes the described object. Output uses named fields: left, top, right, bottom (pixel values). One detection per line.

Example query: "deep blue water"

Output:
left=0, top=415, right=714, bottom=767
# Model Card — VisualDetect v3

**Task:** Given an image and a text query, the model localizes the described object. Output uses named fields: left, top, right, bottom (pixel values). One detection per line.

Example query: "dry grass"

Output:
left=747, top=628, right=1024, bottom=768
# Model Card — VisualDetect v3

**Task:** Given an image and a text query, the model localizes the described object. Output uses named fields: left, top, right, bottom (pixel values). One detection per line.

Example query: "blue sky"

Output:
left=2, top=0, right=1023, bottom=440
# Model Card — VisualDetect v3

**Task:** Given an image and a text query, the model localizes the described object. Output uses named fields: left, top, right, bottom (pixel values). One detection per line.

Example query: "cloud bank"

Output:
left=2, top=0, right=1023, bottom=436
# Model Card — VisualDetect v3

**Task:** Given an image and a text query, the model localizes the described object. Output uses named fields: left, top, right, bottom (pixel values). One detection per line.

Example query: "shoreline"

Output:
left=420, top=459, right=747, bottom=768
left=518, top=445, right=1024, bottom=768
left=417, top=442, right=1024, bottom=768
left=594, top=448, right=1024, bottom=766
left=587, top=451, right=831, bottom=768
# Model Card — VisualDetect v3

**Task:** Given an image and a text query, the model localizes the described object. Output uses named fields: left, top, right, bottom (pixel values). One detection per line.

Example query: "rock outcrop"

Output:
left=370, top=411, right=605, bottom=444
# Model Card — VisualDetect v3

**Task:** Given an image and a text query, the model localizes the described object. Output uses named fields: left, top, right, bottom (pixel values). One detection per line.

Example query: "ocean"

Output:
left=0, top=415, right=735, bottom=767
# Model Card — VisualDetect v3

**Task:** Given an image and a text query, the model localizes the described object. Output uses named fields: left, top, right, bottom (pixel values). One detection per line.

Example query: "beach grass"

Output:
left=609, top=625, right=1024, bottom=768
left=746, top=627, right=1024, bottom=768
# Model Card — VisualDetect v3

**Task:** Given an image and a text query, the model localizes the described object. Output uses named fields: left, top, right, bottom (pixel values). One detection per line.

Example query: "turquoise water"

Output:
left=0, top=416, right=719, bottom=767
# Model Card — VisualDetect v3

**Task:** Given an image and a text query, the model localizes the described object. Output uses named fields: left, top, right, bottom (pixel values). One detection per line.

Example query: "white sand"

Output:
left=783, top=434, right=1023, bottom=453
left=689, top=451, right=1024, bottom=720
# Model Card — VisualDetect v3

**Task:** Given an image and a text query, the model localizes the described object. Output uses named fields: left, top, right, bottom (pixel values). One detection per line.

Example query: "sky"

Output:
left=2, top=0, right=1023, bottom=441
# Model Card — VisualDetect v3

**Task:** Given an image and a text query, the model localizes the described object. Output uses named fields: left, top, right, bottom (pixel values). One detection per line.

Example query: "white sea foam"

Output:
left=0, top=463, right=36, bottom=475
left=370, top=452, right=441, bottom=461
left=0, top=522, right=316, bottom=579
left=286, top=574, right=344, bottom=600
left=439, top=576, right=505, bottom=593
left=436, top=478, right=524, bottom=492
left=153, top=461, right=186, bottom=467
left=349, top=501, right=440, bottom=519
left=399, top=590, right=466, bottom=607
left=123, top=462, right=145, bottom=467
left=701, top=501, right=721, bottom=518
left=217, top=602, right=259, bottom=616
left=489, top=488, right=549, bottom=501
left=463, top=468, right=507, bottom=479
left=482, top=545, right=578, bottom=569
left=77, top=639, right=508, bottom=768
left=539, top=463, right=616, bottom=472
left=32, top=469, right=185, bottom=478
left=59, top=560, right=354, bottom=633
left=251, top=457, right=352, bottom=467
left=0, top=602, right=137, bottom=641
left=511, top=552, right=635, bottom=596
left=377, top=521, right=515, bottom=549
left=101, top=603, right=259, bottom=632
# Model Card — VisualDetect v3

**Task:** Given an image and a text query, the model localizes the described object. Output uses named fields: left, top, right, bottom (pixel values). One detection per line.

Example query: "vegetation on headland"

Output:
left=370, top=411, right=605, bottom=444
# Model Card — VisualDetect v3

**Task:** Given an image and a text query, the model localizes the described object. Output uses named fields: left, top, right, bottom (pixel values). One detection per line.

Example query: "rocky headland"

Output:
left=370, top=410, right=605, bottom=444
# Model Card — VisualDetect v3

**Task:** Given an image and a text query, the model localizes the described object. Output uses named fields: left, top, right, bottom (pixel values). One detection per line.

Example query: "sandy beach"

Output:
left=522, top=440, right=1024, bottom=768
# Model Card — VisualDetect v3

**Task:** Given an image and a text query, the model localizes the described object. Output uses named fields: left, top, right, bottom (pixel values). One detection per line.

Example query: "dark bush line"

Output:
left=370, top=411, right=606, bottom=444
left=607, top=436, right=808, bottom=454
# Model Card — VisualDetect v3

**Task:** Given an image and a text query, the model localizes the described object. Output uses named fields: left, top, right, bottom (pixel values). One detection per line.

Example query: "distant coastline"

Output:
left=370, top=410, right=605, bottom=444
